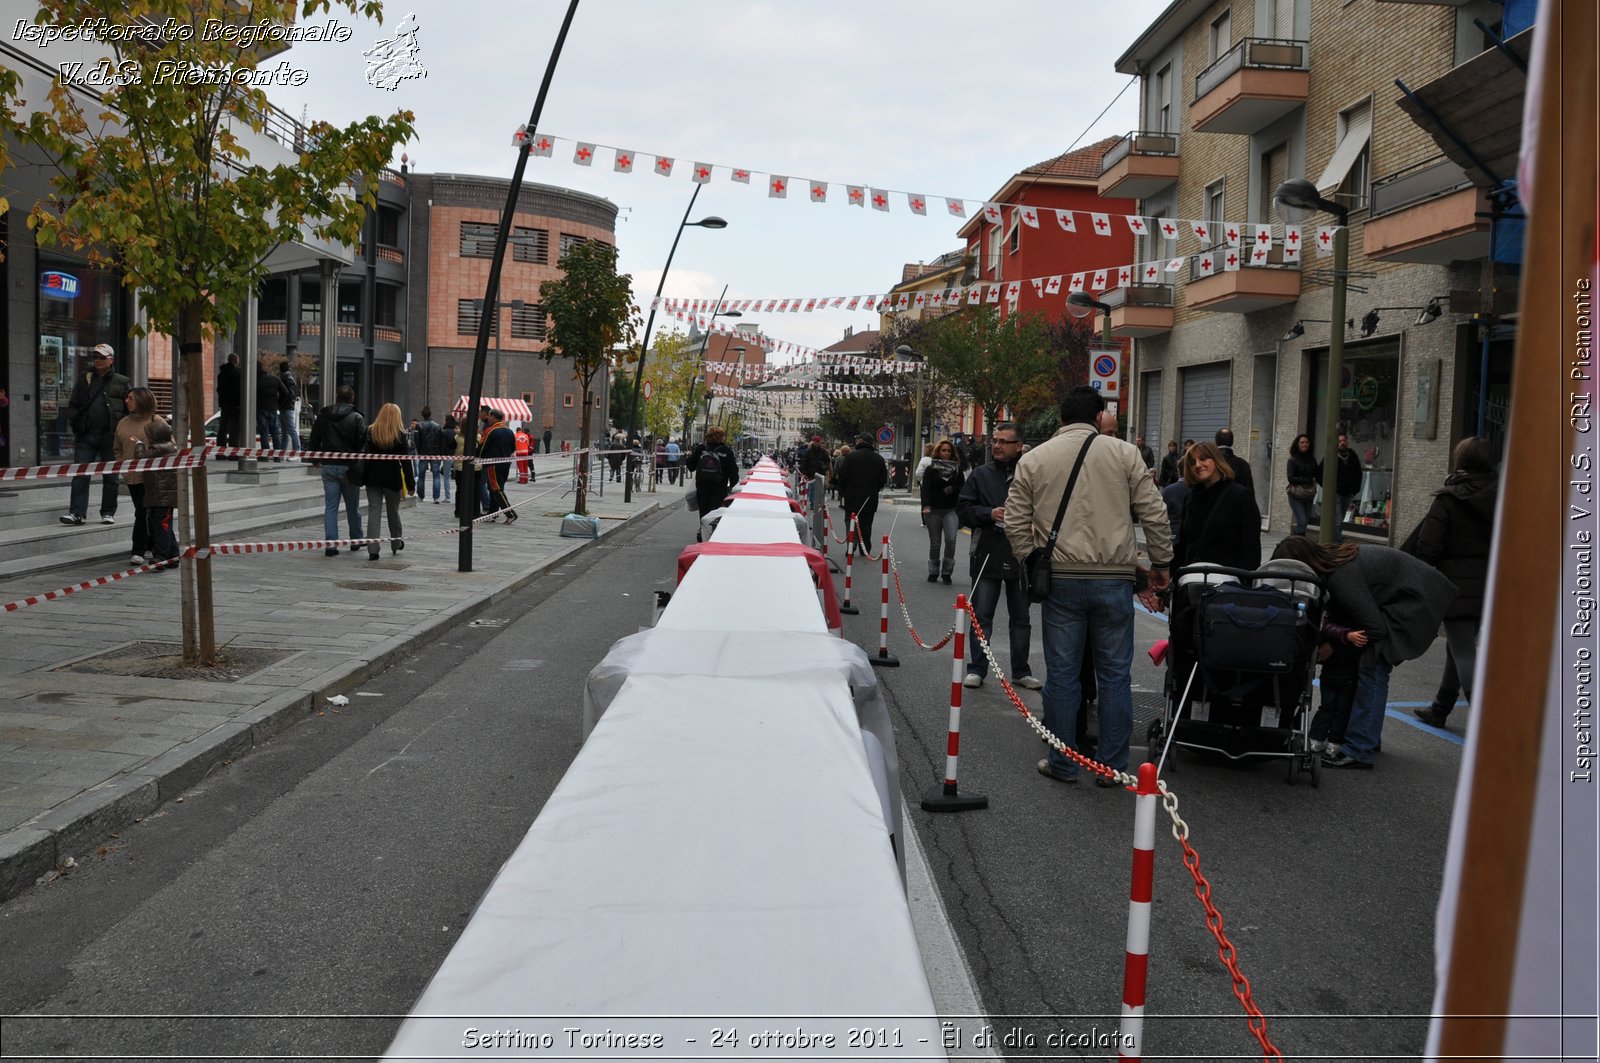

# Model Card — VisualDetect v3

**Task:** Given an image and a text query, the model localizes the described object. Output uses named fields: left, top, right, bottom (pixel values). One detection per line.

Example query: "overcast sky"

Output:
left=266, top=0, right=1171, bottom=359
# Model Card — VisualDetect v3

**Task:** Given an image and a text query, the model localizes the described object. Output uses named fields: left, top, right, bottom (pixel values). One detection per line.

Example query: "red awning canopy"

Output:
left=452, top=396, right=532, bottom=422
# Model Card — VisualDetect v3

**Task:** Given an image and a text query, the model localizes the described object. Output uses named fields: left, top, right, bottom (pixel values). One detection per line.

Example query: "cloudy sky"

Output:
left=266, top=0, right=1172, bottom=359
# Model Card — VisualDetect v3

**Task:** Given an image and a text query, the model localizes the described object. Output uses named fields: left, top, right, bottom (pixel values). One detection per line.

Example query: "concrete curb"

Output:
left=0, top=498, right=668, bottom=903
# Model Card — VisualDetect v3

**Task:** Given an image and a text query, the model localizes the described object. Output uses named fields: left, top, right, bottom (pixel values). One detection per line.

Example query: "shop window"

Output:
left=36, top=260, right=121, bottom=462
left=1307, top=340, right=1399, bottom=534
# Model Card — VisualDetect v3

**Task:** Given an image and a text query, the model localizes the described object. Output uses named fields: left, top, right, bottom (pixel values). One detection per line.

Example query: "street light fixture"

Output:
left=1274, top=177, right=1348, bottom=545
left=624, top=182, right=727, bottom=501
left=1067, top=290, right=1115, bottom=346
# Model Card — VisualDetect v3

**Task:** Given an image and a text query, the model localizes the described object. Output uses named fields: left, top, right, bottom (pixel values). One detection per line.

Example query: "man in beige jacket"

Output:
left=1005, top=386, right=1173, bottom=785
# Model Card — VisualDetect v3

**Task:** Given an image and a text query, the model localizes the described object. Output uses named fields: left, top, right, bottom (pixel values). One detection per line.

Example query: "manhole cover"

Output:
left=58, top=641, right=293, bottom=682
left=334, top=580, right=409, bottom=592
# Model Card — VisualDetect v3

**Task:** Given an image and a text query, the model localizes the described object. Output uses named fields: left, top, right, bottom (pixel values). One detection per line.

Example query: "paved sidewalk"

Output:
left=0, top=475, right=670, bottom=901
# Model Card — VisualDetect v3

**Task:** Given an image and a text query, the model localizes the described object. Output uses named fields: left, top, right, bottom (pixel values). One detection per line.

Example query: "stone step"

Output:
left=0, top=463, right=319, bottom=533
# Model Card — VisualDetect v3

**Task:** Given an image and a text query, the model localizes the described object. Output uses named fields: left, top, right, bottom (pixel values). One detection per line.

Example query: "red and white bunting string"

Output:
left=523, top=130, right=1342, bottom=251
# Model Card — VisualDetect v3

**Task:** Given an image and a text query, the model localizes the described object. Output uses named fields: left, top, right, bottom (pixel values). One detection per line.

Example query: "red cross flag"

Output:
left=985, top=285, right=1001, bottom=303
left=909, top=194, right=928, bottom=215
left=1090, top=212, right=1112, bottom=234
left=1144, top=264, right=1160, bottom=281
left=896, top=293, right=911, bottom=310
left=1160, top=219, right=1178, bottom=240
left=805, top=299, right=818, bottom=312
left=871, top=189, right=890, bottom=211
left=778, top=299, right=791, bottom=312
left=1127, top=215, right=1148, bottom=235
left=1316, top=225, right=1337, bottom=256
left=913, top=293, right=926, bottom=308
left=574, top=142, right=596, bottom=166
left=1165, top=257, right=1185, bottom=273
left=1224, top=248, right=1242, bottom=272
left=1283, top=229, right=1301, bottom=263
left=846, top=296, right=860, bottom=310
left=863, top=296, right=879, bottom=310
left=1251, top=244, right=1270, bottom=265
left=1196, top=254, right=1215, bottom=277
left=967, top=284, right=983, bottom=303
left=763, top=300, right=777, bottom=312
left=1020, top=207, right=1040, bottom=229
left=1030, top=278, right=1044, bottom=297
left=1069, top=273, right=1086, bottom=292
left=946, top=198, right=966, bottom=217
left=1055, top=209, right=1077, bottom=232
left=1254, top=223, right=1275, bottom=247
left=692, top=162, right=713, bottom=184
left=731, top=168, right=751, bottom=184
left=847, top=185, right=865, bottom=206
left=831, top=297, right=845, bottom=308
left=769, top=176, right=788, bottom=198
left=809, top=181, right=827, bottom=203
left=1118, top=266, right=1132, bottom=286
left=983, top=203, right=1003, bottom=225
left=511, top=124, right=528, bottom=147
left=1045, top=275, right=1063, bottom=294
left=1006, top=281, right=1022, bottom=303
left=1190, top=220, right=1210, bottom=244
left=1091, top=270, right=1108, bottom=291
left=532, top=135, right=554, bottom=157
left=614, top=150, right=635, bottom=173
left=653, top=155, right=674, bottom=176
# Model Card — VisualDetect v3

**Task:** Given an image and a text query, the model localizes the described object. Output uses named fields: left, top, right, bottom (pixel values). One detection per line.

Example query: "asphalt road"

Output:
left=0, top=492, right=1464, bottom=1062
left=843, top=493, right=1462, bottom=1061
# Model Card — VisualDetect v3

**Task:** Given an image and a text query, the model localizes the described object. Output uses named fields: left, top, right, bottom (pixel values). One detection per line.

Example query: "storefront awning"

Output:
left=452, top=395, right=532, bottom=422
left=1396, top=28, right=1532, bottom=189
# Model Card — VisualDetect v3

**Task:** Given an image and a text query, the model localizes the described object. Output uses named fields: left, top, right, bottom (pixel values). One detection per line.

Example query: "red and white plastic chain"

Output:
left=883, top=541, right=956, bottom=651
left=821, top=507, right=849, bottom=546
left=964, top=600, right=1285, bottom=1060
left=850, top=514, right=884, bottom=560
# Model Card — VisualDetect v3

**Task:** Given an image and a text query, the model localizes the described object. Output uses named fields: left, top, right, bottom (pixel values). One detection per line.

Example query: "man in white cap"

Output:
left=60, top=343, right=131, bottom=526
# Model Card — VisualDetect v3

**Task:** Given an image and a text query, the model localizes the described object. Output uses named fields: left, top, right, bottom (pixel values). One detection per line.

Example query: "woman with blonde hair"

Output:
left=362, top=403, right=416, bottom=560
left=114, top=386, right=167, bottom=564
left=920, top=438, right=964, bottom=583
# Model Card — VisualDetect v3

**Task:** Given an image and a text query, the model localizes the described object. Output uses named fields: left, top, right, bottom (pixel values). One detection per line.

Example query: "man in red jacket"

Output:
left=513, top=425, right=533, bottom=484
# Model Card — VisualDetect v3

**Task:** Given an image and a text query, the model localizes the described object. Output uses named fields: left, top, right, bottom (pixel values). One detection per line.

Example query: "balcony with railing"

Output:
left=1191, top=38, right=1310, bottom=134
left=1364, top=155, right=1490, bottom=264
left=1101, top=283, right=1175, bottom=337
left=1097, top=130, right=1182, bottom=200
left=1186, top=241, right=1301, bottom=313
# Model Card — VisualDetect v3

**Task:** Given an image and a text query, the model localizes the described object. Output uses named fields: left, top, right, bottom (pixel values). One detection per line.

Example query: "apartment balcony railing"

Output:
left=1102, top=283, right=1176, bottom=337
left=1191, top=38, right=1310, bottom=135
left=1369, top=154, right=1476, bottom=217
left=1186, top=241, right=1301, bottom=313
left=1366, top=155, right=1490, bottom=264
left=1098, top=130, right=1182, bottom=200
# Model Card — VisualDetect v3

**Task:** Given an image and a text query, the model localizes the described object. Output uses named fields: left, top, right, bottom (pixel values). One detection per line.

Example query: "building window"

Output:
left=1154, top=63, right=1172, bottom=132
left=558, top=233, right=590, bottom=259
left=259, top=277, right=287, bottom=320
left=1006, top=212, right=1021, bottom=255
left=509, top=303, right=547, bottom=340
left=1205, top=180, right=1226, bottom=234
left=594, top=394, right=603, bottom=408
left=512, top=226, right=549, bottom=264
left=1317, top=100, right=1374, bottom=213
left=338, top=282, right=361, bottom=325
left=458, top=299, right=483, bottom=336
left=1258, top=143, right=1288, bottom=220
left=1306, top=340, right=1399, bottom=535
left=460, top=221, right=496, bottom=258
left=375, top=285, right=399, bottom=327
left=1210, top=10, right=1231, bottom=61
left=987, top=228, right=1003, bottom=279
left=36, top=259, right=122, bottom=461
left=376, top=209, right=400, bottom=247
left=563, top=393, right=575, bottom=408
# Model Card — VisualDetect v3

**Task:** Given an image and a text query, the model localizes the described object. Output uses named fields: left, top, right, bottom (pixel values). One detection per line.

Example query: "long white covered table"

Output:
left=385, top=460, right=943, bottom=1060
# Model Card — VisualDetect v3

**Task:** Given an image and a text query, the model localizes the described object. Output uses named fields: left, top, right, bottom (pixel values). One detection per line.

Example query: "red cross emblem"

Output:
left=915, top=294, right=925, bottom=306
left=536, top=138, right=551, bottom=151
left=1119, top=269, right=1131, bottom=284
left=1095, top=217, right=1108, bottom=231
left=1257, top=228, right=1271, bottom=245
left=813, top=186, right=825, bottom=198
left=576, top=146, right=593, bottom=161
left=1319, top=230, right=1331, bottom=245
left=1228, top=253, right=1239, bottom=267
left=1201, top=258, right=1213, bottom=271
left=734, top=169, right=750, bottom=181
left=873, top=192, right=887, bottom=208
left=771, top=178, right=786, bottom=194
left=985, top=206, right=1001, bottom=222
left=1131, top=218, right=1145, bottom=231
left=655, top=157, right=671, bottom=172
left=1195, top=224, right=1207, bottom=239
left=1287, top=229, right=1300, bottom=245
left=911, top=197, right=925, bottom=211
left=1023, top=210, right=1036, bottom=225
left=1162, top=222, right=1176, bottom=236
left=849, top=188, right=864, bottom=202
left=617, top=153, right=632, bottom=167
left=1071, top=276, right=1084, bottom=290
left=1146, top=266, right=1158, bottom=279
left=513, top=129, right=527, bottom=143
left=695, top=165, right=710, bottom=179
left=1227, top=228, right=1239, bottom=243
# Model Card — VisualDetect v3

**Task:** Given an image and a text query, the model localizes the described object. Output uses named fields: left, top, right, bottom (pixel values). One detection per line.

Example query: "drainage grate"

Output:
left=58, top=641, right=294, bottom=682
left=334, top=580, right=410, bottom=592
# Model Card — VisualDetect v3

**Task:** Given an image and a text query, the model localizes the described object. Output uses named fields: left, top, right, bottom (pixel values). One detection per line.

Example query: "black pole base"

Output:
left=921, top=783, right=988, bottom=813
left=870, top=653, right=900, bottom=668
left=839, top=604, right=860, bottom=615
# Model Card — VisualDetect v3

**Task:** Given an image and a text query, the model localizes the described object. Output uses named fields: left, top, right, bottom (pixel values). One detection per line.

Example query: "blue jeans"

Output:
left=279, top=408, right=302, bottom=452
left=258, top=411, right=284, bottom=455
left=1287, top=493, right=1313, bottom=536
left=321, top=465, right=363, bottom=543
left=420, top=459, right=448, bottom=500
left=924, top=508, right=958, bottom=577
left=968, top=575, right=1032, bottom=680
left=1333, top=493, right=1355, bottom=543
left=69, top=435, right=119, bottom=519
left=1041, top=577, right=1135, bottom=776
left=1340, top=655, right=1393, bottom=765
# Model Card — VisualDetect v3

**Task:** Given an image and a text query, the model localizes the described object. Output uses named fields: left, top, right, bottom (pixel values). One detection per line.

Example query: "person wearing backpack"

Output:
left=278, top=363, right=302, bottom=457
left=689, top=426, right=738, bottom=522
left=413, top=407, right=444, bottom=502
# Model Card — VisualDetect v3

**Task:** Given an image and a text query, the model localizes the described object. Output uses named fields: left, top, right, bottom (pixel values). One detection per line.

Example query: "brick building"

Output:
left=1109, top=0, right=1522, bottom=539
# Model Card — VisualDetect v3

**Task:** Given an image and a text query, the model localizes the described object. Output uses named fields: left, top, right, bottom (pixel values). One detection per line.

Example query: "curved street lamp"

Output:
left=624, top=182, right=727, bottom=501
left=1066, top=290, right=1115, bottom=346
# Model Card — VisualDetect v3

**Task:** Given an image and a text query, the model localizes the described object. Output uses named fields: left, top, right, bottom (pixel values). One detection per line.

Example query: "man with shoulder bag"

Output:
left=1005, top=387, right=1172, bottom=786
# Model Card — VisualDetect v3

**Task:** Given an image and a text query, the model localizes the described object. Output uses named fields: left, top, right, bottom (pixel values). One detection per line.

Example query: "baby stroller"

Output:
left=1145, top=560, right=1329, bottom=786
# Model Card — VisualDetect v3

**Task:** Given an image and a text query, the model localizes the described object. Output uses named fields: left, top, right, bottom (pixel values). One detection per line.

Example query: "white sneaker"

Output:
left=962, top=674, right=982, bottom=688
left=100, top=515, right=116, bottom=525
left=1309, top=739, right=1326, bottom=753
left=132, top=553, right=147, bottom=565
left=1017, top=675, right=1044, bottom=690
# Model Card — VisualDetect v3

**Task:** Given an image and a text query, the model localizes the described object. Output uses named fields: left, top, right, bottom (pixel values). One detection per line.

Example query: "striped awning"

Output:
left=452, top=395, right=532, bottom=422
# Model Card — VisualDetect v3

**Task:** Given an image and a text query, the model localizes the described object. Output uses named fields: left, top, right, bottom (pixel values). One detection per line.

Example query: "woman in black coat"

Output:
left=1284, top=433, right=1319, bottom=535
left=1407, top=436, right=1498, bottom=727
left=919, top=439, right=965, bottom=583
left=361, top=403, right=417, bottom=559
left=1176, top=442, right=1261, bottom=571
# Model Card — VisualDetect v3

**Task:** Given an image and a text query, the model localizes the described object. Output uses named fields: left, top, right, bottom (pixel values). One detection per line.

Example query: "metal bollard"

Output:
left=921, top=594, right=987, bottom=812
left=1119, top=762, right=1160, bottom=1060
left=870, top=534, right=899, bottom=667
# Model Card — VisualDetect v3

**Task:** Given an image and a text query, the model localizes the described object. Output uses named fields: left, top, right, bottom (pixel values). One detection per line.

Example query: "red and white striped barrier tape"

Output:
left=0, top=448, right=207, bottom=481
left=1, top=556, right=180, bottom=612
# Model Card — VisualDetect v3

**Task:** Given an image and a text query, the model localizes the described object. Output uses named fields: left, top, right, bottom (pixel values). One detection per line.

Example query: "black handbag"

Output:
left=1024, top=434, right=1097, bottom=604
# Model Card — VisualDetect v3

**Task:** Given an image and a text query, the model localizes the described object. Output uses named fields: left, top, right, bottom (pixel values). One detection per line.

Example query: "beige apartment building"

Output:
left=1106, top=0, right=1522, bottom=539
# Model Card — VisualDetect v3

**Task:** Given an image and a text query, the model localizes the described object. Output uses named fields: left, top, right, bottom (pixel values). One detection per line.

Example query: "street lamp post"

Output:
left=716, top=345, right=749, bottom=428
left=1274, top=177, right=1349, bottom=545
left=896, top=344, right=925, bottom=483
left=705, top=345, right=746, bottom=433
left=1067, top=290, right=1115, bottom=347
left=472, top=297, right=525, bottom=399
left=624, top=183, right=727, bottom=502
left=682, top=300, right=741, bottom=441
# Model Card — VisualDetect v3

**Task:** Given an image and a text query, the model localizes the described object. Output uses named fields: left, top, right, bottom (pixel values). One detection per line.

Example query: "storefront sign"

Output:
left=40, top=271, right=79, bottom=298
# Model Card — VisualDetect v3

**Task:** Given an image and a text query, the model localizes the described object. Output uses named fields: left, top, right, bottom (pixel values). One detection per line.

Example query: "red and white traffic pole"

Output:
left=1119, top=761, right=1160, bottom=1060
left=870, top=534, right=899, bottom=668
left=922, top=594, right=987, bottom=812
left=840, top=519, right=860, bottom=615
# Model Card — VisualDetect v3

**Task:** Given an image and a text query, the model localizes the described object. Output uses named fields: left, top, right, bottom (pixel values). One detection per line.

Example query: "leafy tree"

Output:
left=540, top=239, right=640, bottom=514
left=638, top=330, right=701, bottom=443
left=0, top=0, right=415, bottom=664
left=914, top=306, right=1062, bottom=437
